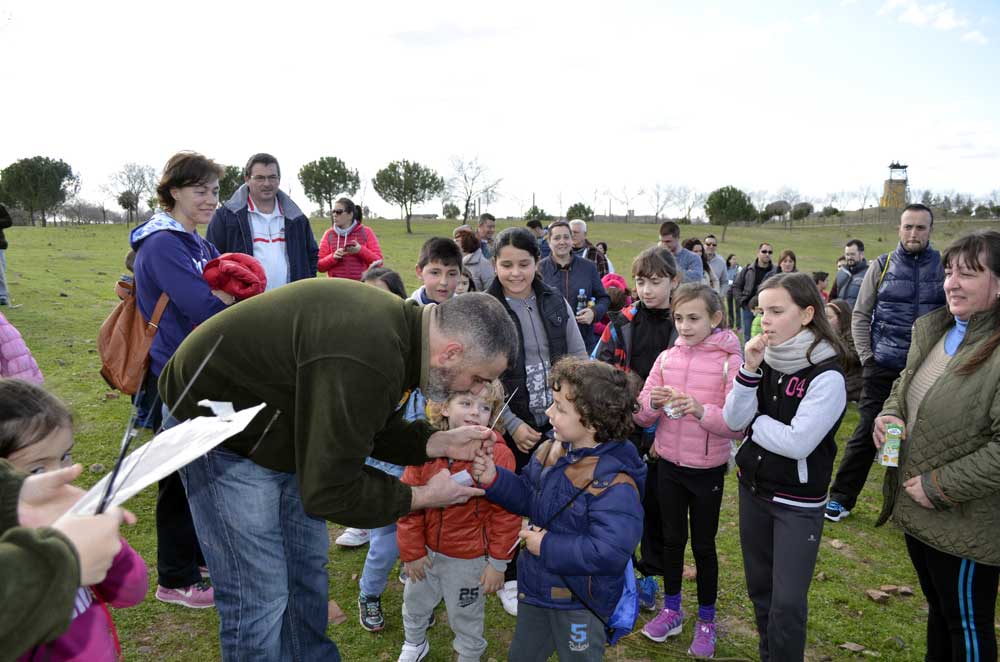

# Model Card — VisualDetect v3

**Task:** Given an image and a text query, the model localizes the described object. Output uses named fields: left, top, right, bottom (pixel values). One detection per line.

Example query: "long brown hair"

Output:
left=825, top=299, right=852, bottom=335
left=943, top=230, right=1000, bottom=375
left=758, top=272, right=847, bottom=366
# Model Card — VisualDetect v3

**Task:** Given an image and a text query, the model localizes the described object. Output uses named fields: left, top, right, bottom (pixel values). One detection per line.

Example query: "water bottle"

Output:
left=576, top=288, right=588, bottom=313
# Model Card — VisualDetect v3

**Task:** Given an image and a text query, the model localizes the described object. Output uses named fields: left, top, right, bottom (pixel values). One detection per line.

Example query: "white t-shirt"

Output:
left=248, top=196, right=289, bottom=290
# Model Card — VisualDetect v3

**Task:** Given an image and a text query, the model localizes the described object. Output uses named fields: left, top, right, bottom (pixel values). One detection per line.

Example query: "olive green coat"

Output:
left=876, top=305, right=1000, bottom=565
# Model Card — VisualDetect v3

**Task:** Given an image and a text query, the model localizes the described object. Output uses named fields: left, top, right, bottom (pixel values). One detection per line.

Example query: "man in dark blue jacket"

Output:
left=206, top=153, right=318, bottom=289
left=539, top=221, right=610, bottom=353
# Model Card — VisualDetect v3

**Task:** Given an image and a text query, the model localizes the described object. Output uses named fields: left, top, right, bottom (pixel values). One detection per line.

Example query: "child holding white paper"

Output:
left=395, top=381, right=520, bottom=662
left=0, top=379, right=147, bottom=662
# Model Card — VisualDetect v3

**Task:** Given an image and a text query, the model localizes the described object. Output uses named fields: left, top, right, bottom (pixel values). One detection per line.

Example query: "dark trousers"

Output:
left=657, top=460, right=726, bottom=606
left=828, top=363, right=900, bottom=510
left=739, top=485, right=825, bottom=662
left=504, top=423, right=551, bottom=583
left=905, top=534, right=999, bottom=662
left=509, top=603, right=607, bottom=661
left=156, top=398, right=206, bottom=588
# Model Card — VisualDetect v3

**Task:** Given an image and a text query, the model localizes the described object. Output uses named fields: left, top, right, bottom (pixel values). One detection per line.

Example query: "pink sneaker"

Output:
left=155, top=581, right=215, bottom=609
left=688, top=620, right=716, bottom=658
left=642, top=607, right=683, bottom=642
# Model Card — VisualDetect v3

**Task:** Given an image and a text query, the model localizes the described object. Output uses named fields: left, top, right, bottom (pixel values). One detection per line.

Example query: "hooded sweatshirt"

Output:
left=634, top=328, right=744, bottom=468
left=130, top=212, right=227, bottom=376
left=317, top=221, right=383, bottom=281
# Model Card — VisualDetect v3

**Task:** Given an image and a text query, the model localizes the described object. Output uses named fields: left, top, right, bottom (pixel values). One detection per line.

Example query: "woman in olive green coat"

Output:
left=874, top=229, right=1000, bottom=661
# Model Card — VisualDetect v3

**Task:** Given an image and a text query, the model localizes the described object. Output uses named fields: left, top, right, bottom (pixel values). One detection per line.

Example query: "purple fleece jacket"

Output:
left=130, top=213, right=228, bottom=377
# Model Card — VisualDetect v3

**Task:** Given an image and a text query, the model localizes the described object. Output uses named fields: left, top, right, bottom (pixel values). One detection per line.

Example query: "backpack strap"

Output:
left=147, top=293, right=169, bottom=332
left=876, top=253, right=892, bottom=290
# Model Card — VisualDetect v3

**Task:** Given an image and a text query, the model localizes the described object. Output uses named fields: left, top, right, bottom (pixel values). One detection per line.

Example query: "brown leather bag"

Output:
left=97, top=279, right=169, bottom=394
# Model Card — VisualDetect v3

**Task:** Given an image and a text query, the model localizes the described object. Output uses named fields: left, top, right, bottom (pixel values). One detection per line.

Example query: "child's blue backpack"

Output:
left=606, top=558, right=640, bottom=645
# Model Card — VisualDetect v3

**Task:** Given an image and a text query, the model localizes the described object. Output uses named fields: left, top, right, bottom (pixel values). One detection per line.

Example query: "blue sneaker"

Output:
left=637, top=576, right=659, bottom=611
left=824, top=500, right=851, bottom=522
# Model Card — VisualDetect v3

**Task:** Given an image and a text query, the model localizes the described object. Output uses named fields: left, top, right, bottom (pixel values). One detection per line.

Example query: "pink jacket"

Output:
left=634, top=329, right=743, bottom=468
left=317, top=223, right=383, bottom=281
left=18, top=540, right=147, bottom=662
left=0, top=313, right=43, bottom=383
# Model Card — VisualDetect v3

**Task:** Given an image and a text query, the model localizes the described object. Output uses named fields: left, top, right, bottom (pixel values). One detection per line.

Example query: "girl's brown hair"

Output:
left=825, top=299, right=852, bottom=336
left=0, top=379, right=72, bottom=459
left=758, top=272, right=847, bottom=366
left=631, top=246, right=678, bottom=280
left=426, top=380, right=506, bottom=431
left=671, top=283, right=727, bottom=328
left=778, top=249, right=797, bottom=272
left=942, top=229, right=1000, bottom=375
left=549, top=357, right=640, bottom=444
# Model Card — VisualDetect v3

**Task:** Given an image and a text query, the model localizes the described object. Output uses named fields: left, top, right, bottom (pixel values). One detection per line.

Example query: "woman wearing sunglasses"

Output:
left=317, top=197, right=383, bottom=281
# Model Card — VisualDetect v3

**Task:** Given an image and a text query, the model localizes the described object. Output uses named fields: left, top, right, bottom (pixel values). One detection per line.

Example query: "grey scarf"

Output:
left=764, top=329, right=838, bottom=374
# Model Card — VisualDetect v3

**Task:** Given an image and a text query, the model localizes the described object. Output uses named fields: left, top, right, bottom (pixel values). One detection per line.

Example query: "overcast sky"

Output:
left=1, top=0, right=997, bottom=218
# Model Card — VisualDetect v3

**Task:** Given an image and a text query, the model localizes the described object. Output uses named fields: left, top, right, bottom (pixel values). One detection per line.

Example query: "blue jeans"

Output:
left=359, top=457, right=404, bottom=598
left=741, top=308, right=755, bottom=341
left=180, top=447, right=340, bottom=662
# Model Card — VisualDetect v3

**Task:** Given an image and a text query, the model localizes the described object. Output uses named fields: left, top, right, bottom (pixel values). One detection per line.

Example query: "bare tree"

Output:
left=107, top=163, right=157, bottom=227
left=447, top=157, right=502, bottom=222
left=647, top=183, right=671, bottom=219
left=607, top=185, right=645, bottom=223
left=857, top=184, right=875, bottom=223
left=669, top=185, right=705, bottom=222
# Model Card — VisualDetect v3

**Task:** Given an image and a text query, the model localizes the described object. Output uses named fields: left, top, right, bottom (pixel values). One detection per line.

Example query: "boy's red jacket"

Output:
left=397, top=432, right=520, bottom=562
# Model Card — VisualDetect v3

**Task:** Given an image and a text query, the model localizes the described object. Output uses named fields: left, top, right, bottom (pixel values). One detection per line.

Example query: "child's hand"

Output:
left=743, top=334, right=767, bottom=372
left=472, top=448, right=497, bottom=485
left=404, top=556, right=432, bottom=582
left=479, top=565, right=504, bottom=594
left=649, top=386, right=675, bottom=409
left=518, top=526, right=547, bottom=556
left=511, top=423, right=542, bottom=453
left=670, top=392, right=705, bottom=420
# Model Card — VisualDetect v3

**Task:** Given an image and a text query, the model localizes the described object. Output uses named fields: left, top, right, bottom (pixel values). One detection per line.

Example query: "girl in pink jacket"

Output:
left=0, top=312, right=43, bottom=383
left=634, top=283, right=742, bottom=658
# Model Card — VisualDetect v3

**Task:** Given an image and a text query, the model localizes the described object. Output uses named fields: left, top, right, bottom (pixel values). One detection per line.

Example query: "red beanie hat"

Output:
left=601, top=273, right=628, bottom=292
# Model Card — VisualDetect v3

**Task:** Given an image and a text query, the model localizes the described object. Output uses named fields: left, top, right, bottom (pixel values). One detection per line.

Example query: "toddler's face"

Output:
left=442, top=392, right=494, bottom=428
left=8, top=425, right=74, bottom=475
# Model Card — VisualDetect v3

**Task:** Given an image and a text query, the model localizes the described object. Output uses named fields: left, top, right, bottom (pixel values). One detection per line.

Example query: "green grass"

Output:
left=5, top=217, right=999, bottom=661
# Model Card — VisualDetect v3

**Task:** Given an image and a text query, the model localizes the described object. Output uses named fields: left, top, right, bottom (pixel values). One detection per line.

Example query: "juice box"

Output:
left=880, top=423, right=902, bottom=467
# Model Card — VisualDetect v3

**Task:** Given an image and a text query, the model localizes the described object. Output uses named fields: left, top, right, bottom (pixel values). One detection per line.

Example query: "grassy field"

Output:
left=5, top=216, right=999, bottom=661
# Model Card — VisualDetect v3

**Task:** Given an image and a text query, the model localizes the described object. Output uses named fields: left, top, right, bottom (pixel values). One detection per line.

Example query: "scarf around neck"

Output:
left=764, top=329, right=838, bottom=374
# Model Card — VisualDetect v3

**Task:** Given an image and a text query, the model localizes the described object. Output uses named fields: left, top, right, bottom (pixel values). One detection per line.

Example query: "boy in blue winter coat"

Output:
left=473, top=357, right=645, bottom=661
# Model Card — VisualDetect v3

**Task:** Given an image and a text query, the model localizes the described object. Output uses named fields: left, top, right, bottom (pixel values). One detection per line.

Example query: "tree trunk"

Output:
left=404, top=205, right=412, bottom=234
left=721, top=223, right=728, bottom=241
left=40, top=209, right=47, bottom=228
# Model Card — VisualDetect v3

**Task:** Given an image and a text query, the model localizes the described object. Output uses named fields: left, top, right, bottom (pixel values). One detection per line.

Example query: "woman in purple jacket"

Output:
left=130, top=151, right=231, bottom=609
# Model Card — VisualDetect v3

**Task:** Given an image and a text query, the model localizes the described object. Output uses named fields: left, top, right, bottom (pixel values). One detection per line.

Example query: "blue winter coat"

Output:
left=205, top=185, right=318, bottom=283
left=130, top=214, right=228, bottom=377
left=539, top=255, right=610, bottom=353
left=485, top=439, right=645, bottom=618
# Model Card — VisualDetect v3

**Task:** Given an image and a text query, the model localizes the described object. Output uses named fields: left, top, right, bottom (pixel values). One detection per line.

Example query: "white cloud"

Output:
left=880, top=1, right=972, bottom=32
left=961, top=29, right=988, bottom=44
left=932, top=7, right=967, bottom=30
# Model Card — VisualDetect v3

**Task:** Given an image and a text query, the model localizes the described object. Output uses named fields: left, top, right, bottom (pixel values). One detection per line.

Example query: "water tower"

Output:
left=879, top=161, right=909, bottom=208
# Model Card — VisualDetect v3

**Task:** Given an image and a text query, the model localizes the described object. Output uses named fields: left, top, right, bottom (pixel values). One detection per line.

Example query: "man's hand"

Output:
left=18, top=464, right=86, bottom=527
left=479, top=565, right=504, bottom=594
left=519, top=526, right=547, bottom=556
left=511, top=423, right=542, bottom=453
left=404, top=556, right=432, bottom=582
left=743, top=334, right=767, bottom=372
left=410, top=469, right=484, bottom=511
left=575, top=308, right=595, bottom=325
left=427, top=425, right=493, bottom=461
left=903, top=476, right=933, bottom=509
left=53, top=506, right=136, bottom=586
left=873, top=415, right=906, bottom=449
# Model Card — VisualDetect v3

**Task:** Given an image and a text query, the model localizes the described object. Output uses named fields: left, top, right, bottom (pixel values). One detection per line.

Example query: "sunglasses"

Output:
left=333, top=209, right=348, bottom=215
left=705, top=242, right=717, bottom=247
left=760, top=249, right=773, bottom=254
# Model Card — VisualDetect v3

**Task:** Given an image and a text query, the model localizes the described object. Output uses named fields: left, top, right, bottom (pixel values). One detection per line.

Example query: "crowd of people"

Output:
left=1, top=149, right=998, bottom=662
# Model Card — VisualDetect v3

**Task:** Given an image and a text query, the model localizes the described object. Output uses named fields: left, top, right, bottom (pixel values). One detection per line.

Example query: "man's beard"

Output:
left=424, top=365, right=456, bottom=401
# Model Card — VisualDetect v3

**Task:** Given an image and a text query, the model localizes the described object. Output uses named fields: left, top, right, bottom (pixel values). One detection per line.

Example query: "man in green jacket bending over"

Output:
left=159, top=279, right=518, bottom=662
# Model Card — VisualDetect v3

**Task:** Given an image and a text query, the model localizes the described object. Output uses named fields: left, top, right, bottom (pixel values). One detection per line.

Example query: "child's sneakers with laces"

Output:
left=642, top=606, right=683, bottom=642
left=688, top=619, right=717, bottom=658
left=358, top=593, right=385, bottom=631
left=155, top=580, right=215, bottom=609
left=397, top=639, right=430, bottom=662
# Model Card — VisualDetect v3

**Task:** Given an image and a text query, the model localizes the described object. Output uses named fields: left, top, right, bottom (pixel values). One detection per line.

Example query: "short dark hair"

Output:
left=632, top=246, right=678, bottom=280
left=547, top=220, right=571, bottom=236
left=156, top=151, right=224, bottom=211
left=812, top=271, right=829, bottom=283
left=704, top=233, right=717, bottom=241
left=0, top=380, right=73, bottom=459
left=595, top=241, right=608, bottom=254
left=361, top=266, right=406, bottom=299
left=417, top=237, right=463, bottom=270
left=659, top=221, right=680, bottom=238
left=549, top=357, right=640, bottom=444
left=460, top=267, right=477, bottom=292
left=478, top=213, right=495, bottom=226
left=525, top=219, right=543, bottom=230
left=845, top=238, right=864, bottom=252
left=902, top=203, right=934, bottom=225
left=244, top=153, right=280, bottom=179
left=437, top=293, right=518, bottom=368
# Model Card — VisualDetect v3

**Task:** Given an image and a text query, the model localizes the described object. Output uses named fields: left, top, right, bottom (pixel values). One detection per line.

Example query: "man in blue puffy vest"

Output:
left=825, top=204, right=945, bottom=522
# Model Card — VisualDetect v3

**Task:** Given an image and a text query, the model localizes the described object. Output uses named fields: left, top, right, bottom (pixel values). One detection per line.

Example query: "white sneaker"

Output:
left=497, top=580, right=518, bottom=616
left=397, top=639, right=430, bottom=662
left=335, top=527, right=370, bottom=547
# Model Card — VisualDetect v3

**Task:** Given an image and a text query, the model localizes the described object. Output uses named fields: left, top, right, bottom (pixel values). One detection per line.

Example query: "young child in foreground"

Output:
left=473, top=357, right=646, bottom=661
left=396, top=381, right=520, bottom=662
left=1, top=379, right=147, bottom=662
left=633, top=283, right=743, bottom=657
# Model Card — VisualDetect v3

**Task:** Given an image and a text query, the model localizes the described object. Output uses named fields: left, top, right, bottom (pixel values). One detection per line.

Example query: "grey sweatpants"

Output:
left=738, top=484, right=825, bottom=662
left=402, top=550, right=488, bottom=662
left=508, top=602, right=607, bottom=661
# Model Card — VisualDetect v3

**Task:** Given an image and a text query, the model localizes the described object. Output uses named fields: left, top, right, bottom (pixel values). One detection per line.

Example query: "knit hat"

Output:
left=602, top=273, right=628, bottom=292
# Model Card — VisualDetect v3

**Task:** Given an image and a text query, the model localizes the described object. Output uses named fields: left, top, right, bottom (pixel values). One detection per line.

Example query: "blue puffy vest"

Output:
left=870, top=244, right=946, bottom=371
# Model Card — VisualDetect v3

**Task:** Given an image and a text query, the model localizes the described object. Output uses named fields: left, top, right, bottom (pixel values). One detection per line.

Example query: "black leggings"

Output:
left=657, top=459, right=727, bottom=606
left=905, top=534, right=999, bottom=662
